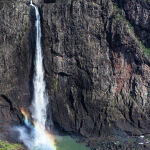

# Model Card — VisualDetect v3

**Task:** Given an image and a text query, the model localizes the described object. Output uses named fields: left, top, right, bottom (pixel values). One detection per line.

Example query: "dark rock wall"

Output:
left=41, top=0, right=150, bottom=137
left=42, top=0, right=114, bottom=137
left=0, top=0, right=31, bottom=137
left=1, top=0, right=150, bottom=148
left=115, top=0, right=150, bottom=47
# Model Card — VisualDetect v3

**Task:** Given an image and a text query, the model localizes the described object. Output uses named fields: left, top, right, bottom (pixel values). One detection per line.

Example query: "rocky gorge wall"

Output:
left=1, top=0, right=150, bottom=149
left=0, top=0, right=31, bottom=139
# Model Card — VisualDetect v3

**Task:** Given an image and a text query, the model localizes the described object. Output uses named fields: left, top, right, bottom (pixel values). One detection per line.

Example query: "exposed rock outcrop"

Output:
left=42, top=0, right=150, bottom=136
left=1, top=0, right=150, bottom=149
left=0, top=0, right=31, bottom=138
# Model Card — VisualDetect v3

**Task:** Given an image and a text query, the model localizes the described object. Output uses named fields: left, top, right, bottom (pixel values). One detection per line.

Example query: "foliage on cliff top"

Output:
left=0, top=140, right=24, bottom=150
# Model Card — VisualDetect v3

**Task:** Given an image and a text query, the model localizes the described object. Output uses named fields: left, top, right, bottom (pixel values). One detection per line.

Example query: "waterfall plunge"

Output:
left=14, top=1, right=55, bottom=150
left=30, top=2, right=48, bottom=131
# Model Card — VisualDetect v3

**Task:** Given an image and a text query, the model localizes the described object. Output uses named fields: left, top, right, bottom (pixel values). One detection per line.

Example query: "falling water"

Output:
left=13, top=1, right=91, bottom=150
left=14, top=1, right=56, bottom=150
left=30, top=1, right=48, bottom=131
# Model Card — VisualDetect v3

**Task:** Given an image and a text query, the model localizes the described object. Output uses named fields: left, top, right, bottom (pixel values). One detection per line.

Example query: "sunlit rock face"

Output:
left=1, top=0, right=150, bottom=149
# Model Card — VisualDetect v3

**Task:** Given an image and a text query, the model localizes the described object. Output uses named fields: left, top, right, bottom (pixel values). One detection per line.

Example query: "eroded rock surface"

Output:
left=0, top=0, right=31, bottom=139
left=1, top=0, right=150, bottom=149
left=42, top=0, right=150, bottom=136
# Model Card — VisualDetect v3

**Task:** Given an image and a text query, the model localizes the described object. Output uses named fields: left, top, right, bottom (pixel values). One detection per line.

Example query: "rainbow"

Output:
left=20, top=107, right=29, bottom=120
left=20, top=107, right=56, bottom=150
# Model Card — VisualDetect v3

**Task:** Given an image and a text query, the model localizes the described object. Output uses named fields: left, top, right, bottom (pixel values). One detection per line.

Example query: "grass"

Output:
left=139, top=41, right=150, bottom=58
left=126, top=21, right=150, bottom=58
left=113, top=3, right=150, bottom=59
left=0, top=140, right=23, bottom=150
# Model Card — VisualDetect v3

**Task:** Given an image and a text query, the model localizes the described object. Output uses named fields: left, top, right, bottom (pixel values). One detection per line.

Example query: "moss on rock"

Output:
left=0, top=140, right=24, bottom=150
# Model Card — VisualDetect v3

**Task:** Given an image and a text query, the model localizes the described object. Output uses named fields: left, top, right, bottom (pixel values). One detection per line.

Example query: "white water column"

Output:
left=30, top=2, right=48, bottom=129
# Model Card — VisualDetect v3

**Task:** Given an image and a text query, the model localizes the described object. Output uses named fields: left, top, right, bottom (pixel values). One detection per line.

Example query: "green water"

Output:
left=55, top=136, right=90, bottom=150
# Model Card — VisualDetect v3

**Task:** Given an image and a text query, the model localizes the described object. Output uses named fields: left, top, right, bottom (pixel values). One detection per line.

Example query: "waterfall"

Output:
left=14, top=1, right=56, bottom=150
left=30, top=2, right=48, bottom=130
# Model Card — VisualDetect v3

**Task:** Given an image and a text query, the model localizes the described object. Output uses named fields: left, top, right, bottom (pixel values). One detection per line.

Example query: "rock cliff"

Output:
left=1, top=0, right=150, bottom=149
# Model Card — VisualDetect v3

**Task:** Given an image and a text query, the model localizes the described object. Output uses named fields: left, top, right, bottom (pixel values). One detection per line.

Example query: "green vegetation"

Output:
left=51, top=52, right=58, bottom=57
left=126, top=20, right=150, bottom=58
left=55, top=136, right=90, bottom=150
left=0, top=140, right=23, bottom=150
left=113, top=4, right=124, bottom=20
left=24, top=25, right=28, bottom=32
left=126, top=20, right=135, bottom=34
left=113, top=4, right=119, bottom=13
left=139, top=41, right=150, bottom=58
left=52, top=78, right=57, bottom=91
left=113, top=3, right=150, bottom=58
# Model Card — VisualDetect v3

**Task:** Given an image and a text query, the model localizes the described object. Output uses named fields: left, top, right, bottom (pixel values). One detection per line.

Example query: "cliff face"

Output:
left=1, top=0, right=150, bottom=149
left=0, top=0, right=32, bottom=139
left=42, top=0, right=150, bottom=136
